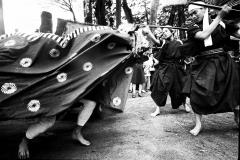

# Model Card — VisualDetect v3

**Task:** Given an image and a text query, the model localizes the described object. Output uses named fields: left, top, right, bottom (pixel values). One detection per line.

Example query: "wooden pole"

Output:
left=189, top=2, right=240, bottom=12
left=138, top=24, right=188, bottom=30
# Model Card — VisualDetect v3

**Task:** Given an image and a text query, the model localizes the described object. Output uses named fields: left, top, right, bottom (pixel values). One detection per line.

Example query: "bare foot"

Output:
left=184, top=104, right=192, bottom=113
left=18, top=137, right=30, bottom=159
left=72, top=128, right=91, bottom=146
left=151, top=107, right=160, bottom=117
left=190, top=124, right=202, bottom=136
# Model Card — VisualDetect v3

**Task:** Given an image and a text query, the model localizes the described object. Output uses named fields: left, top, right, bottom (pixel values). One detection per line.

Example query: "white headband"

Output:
left=188, top=1, right=213, bottom=47
left=188, top=1, right=205, bottom=12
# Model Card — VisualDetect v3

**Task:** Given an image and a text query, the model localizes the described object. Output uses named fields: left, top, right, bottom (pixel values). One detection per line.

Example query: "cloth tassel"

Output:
left=203, top=8, right=213, bottom=47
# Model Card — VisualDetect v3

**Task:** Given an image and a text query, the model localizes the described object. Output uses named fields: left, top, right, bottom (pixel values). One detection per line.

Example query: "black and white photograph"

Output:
left=0, top=0, right=239, bottom=159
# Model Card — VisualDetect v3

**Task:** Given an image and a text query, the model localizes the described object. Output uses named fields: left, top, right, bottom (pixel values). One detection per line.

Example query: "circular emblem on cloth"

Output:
left=1, top=83, right=17, bottom=94
left=4, top=39, right=16, bottom=47
left=49, top=48, right=60, bottom=58
left=107, top=42, right=116, bottom=50
left=56, top=73, right=67, bottom=82
left=0, top=36, right=29, bottom=50
left=125, top=67, right=133, bottom=74
left=20, top=58, right=32, bottom=67
left=90, top=34, right=101, bottom=42
left=27, top=100, right=40, bottom=112
left=83, top=62, right=93, bottom=71
left=112, top=97, right=121, bottom=106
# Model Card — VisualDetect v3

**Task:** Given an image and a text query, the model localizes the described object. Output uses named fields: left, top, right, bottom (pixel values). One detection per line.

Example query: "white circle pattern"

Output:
left=1, top=83, right=17, bottom=94
left=90, top=34, right=101, bottom=42
left=107, top=42, right=116, bottom=50
left=27, top=100, right=40, bottom=112
left=125, top=67, right=133, bottom=74
left=57, top=73, right=67, bottom=82
left=4, top=40, right=16, bottom=47
left=83, top=62, right=93, bottom=71
left=112, top=97, right=121, bottom=106
left=20, top=58, right=32, bottom=67
left=49, top=49, right=60, bottom=58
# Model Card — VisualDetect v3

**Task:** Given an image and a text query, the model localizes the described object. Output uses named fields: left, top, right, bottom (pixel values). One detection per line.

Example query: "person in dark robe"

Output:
left=131, top=47, right=148, bottom=98
left=142, top=26, right=190, bottom=117
left=182, top=1, right=240, bottom=136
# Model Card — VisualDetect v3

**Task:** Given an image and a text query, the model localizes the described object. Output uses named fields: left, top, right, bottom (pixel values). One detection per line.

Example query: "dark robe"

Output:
left=180, top=22, right=239, bottom=115
left=150, top=39, right=186, bottom=109
left=131, top=50, right=148, bottom=85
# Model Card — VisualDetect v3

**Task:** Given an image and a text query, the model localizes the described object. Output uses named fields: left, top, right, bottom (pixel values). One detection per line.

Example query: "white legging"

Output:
left=25, top=99, right=96, bottom=139
left=26, top=116, right=56, bottom=139
left=77, top=99, right=96, bottom=126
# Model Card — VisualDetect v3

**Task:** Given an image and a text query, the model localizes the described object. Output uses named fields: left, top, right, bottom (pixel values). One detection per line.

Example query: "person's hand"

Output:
left=218, top=4, right=231, bottom=19
left=142, top=26, right=150, bottom=36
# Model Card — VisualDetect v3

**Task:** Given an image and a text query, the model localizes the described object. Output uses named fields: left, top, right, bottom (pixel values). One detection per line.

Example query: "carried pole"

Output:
left=189, top=2, right=240, bottom=12
left=138, top=24, right=188, bottom=30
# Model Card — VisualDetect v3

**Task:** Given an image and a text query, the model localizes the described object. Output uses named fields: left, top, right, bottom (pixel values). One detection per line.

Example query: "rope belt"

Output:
left=184, top=48, right=224, bottom=64
left=197, top=48, right=224, bottom=57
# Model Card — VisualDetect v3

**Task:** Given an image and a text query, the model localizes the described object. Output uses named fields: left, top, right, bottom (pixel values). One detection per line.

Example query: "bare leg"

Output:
left=18, top=116, right=56, bottom=159
left=138, top=84, right=143, bottom=96
left=132, top=84, right=136, bottom=98
left=147, top=76, right=151, bottom=91
left=190, top=114, right=202, bottom=136
left=142, top=79, right=147, bottom=92
left=128, top=83, right=133, bottom=92
left=72, top=99, right=96, bottom=146
left=151, top=106, right=160, bottom=117
left=234, top=105, right=239, bottom=127
left=183, top=97, right=192, bottom=113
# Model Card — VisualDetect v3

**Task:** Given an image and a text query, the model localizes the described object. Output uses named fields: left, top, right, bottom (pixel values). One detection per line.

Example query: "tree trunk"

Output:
left=95, top=0, right=107, bottom=25
left=55, top=18, right=67, bottom=36
left=144, top=2, right=149, bottom=24
left=177, top=5, right=186, bottom=39
left=116, top=0, right=122, bottom=28
left=85, top=0, right=93, bottom=23
left=40, top=11, right=53, bottom=33
left=167, top=6, right=177, bottom=26
left=70, top=8, right=76, bottom=22
left=122, top=0, right=133, bottom=23
left=0, top=0, right=5, bottom=34
left=150, top=0, right=160, bottom=25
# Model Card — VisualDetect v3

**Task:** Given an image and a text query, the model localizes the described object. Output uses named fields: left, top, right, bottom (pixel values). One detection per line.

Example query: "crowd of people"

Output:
left=0, top=0, right=239, bottom=159
left=127, top=0, right=239, bottom=137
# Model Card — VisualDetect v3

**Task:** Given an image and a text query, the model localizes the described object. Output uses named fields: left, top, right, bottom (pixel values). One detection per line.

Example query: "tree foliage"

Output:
left=54, top=0, right=76, bottom=22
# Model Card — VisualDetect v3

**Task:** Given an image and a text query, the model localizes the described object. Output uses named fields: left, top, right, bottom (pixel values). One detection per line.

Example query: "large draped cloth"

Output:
left=0, top=26, right=134, bottom=120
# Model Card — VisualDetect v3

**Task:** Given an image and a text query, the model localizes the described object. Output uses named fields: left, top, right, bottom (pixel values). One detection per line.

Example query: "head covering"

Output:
left=188, top=1, right=205, bottom=13
left=163, top=25, right=174, bottom=33
left=188, top=1, right=213, bottom=47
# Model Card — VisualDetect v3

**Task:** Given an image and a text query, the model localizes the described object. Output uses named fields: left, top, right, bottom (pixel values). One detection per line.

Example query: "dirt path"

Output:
left=0, top=94, right=238, bottom=160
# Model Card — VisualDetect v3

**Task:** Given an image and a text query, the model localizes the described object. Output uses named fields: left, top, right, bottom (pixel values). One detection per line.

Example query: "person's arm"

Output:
left=142, top=26, right=161, bottom=45
left=153, top=57, right=159, bottom=66
left=195, top=5, right=231, bottom=40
